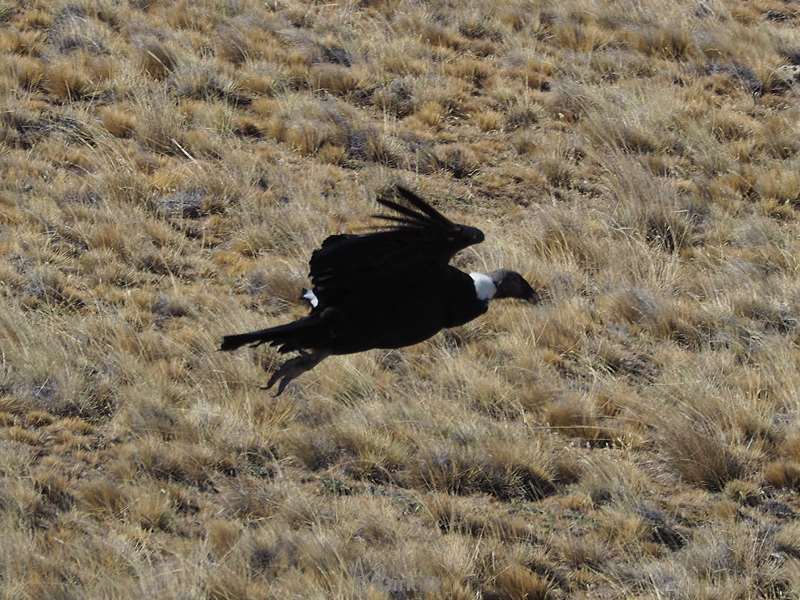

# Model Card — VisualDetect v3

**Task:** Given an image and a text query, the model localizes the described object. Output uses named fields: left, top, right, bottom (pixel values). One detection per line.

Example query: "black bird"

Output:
left=221, top=186, right=539, bottom=395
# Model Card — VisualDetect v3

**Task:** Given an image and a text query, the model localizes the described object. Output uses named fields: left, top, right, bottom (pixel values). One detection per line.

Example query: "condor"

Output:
left=221, top=186, right=539, bottom=395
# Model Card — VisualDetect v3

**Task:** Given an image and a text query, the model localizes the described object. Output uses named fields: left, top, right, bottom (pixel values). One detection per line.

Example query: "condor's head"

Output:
left=470, top=270, right=540, bottom=304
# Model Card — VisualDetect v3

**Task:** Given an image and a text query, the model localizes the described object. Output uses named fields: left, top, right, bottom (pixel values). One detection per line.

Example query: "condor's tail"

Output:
left=220, top=315, right=326, bottom=354
left=220, top=329, right=273, bottom=351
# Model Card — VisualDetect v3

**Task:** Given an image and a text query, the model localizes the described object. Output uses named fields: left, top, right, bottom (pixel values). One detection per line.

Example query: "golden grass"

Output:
left=2, top=0, right=800, bottom=597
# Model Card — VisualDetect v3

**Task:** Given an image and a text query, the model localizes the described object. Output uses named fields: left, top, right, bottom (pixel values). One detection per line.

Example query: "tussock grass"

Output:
left=2, top=0, right=800, bottom=597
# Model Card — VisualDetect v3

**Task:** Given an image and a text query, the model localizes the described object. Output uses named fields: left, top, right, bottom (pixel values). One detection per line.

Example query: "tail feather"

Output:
left=220, top=316, right=323, bottom=353
left=220, top=329, right=273, bottom=351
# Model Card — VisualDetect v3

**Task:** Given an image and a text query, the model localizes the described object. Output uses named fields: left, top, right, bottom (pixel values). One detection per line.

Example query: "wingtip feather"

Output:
left=393, top=185, right=450, bottom=224
left=375, top=185, right=451, bottom=227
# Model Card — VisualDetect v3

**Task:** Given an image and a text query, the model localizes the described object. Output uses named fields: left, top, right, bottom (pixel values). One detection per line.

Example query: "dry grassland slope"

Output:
left=1, top=0, right=800, bottom=598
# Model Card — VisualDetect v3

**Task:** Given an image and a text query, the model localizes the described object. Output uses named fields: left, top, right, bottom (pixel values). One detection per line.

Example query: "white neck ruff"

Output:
left=469, top=272, right=496, bottom=301
left=302, top=289, right=319, bottom=307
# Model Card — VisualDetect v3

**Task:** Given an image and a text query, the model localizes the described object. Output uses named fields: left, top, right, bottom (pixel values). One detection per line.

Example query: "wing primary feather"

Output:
left=375, top=197, right=438, bottom=227
left=370, top=214, right=427, bottom=228
left=394, top=185, right=451, bottom=225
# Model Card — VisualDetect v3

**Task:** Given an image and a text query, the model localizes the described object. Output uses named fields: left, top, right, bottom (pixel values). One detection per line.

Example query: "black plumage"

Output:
left=221, top=186, right=538, bottom=395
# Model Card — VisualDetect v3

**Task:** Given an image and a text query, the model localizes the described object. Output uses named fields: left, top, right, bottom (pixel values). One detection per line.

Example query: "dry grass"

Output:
left=2, top=0, right=800, bottom=598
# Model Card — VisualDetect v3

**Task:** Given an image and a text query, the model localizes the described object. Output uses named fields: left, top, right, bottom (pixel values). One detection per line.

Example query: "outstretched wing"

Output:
left=308, top=186, right=484, bottom=310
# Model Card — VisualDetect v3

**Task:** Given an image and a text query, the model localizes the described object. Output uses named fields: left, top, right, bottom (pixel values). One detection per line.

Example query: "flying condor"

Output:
left=220, top=186, right=539, bottom=395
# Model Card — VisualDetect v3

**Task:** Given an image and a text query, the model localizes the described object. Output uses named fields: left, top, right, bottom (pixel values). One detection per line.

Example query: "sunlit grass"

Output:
left=1, top=0, right=800, bottom=597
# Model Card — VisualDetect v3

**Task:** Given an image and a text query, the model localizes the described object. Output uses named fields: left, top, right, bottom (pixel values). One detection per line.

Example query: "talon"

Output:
left=266, top=368, right=283, bottom=390
left=274, top=377, right=292, bottom=397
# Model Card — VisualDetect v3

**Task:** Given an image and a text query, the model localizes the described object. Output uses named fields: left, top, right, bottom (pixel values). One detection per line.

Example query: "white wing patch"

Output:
left=302, top=289, right=319, bottom=308
left=470, top=272, right=496, bottom=301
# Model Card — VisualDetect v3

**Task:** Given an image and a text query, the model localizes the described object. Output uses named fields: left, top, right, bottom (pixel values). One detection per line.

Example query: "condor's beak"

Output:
left=525, top=287, right=541, bottom=305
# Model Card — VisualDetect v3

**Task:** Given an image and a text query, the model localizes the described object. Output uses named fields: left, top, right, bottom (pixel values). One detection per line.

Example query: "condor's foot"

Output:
left=262, top=350, right=330, bottom=397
